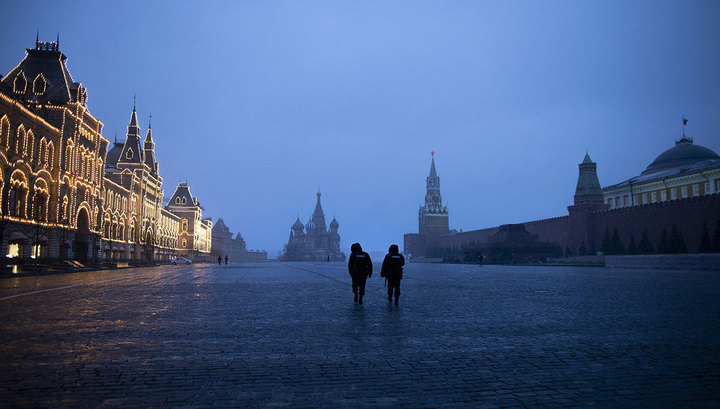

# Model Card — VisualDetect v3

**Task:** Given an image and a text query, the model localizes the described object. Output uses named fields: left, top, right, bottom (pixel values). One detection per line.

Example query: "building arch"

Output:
left=1, top=115, right=9, bottom=147
left=73, top=206, right=91, bottom=263
left=31, top=177, right=50, bottom=222
left=8, top=169, right=29, bottom=218
left=14, top=124, right=25, bottom=155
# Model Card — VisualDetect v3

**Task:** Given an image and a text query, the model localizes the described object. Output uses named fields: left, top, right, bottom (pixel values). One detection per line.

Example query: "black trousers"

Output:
left=387, top=277, right=401, bottom=298
left=352, top=275, right=367, bottom=296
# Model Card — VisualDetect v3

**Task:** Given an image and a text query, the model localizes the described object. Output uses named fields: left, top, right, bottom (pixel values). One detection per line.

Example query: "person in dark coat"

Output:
left=218, top=255, right=222, bottom=266
left=348, top=243, right=372, bottom=304
left=381, top=244, right=405, bottom=305
left=225, top=255, right=228, bottom=265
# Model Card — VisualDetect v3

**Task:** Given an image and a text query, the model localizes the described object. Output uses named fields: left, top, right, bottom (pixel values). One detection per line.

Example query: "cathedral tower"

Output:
left=419, top=153, right=449, bottom=236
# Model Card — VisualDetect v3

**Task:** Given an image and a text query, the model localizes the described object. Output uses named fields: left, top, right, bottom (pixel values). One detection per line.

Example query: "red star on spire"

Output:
left=431, top=151, right=435, bottom=156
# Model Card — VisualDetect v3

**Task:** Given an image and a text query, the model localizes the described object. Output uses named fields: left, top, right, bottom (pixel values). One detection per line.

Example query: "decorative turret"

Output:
left=118, top=103, right=144, bottom=166
left=330, top=217, right=339, bottom=232
left=573, top=152, right=604, bottom=206
left=143, top=115, right=158, bottom=175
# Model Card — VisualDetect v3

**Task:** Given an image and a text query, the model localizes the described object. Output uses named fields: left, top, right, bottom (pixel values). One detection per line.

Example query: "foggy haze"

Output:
left=1, top=1, right=719, bottom=256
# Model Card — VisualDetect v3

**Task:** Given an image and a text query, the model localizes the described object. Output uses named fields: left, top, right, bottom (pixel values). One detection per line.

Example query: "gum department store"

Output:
left=0, top=39, right=217, bottom=269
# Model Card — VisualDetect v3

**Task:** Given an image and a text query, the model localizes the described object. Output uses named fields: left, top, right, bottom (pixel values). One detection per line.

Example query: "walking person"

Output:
left=218, top=255, right=222, bottom=266
left=348, top=243, right=372, bottom=304
left=225, top=255, right=228, bottom=265
left=381, top=244, right=405, bottom=305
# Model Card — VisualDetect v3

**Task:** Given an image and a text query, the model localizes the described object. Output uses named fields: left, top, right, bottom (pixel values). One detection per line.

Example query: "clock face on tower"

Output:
left=433, top=196, right=439, bottom=203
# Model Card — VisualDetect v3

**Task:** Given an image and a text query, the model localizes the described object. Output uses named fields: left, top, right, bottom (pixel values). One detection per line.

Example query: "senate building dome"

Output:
left=642, top=137, right=720, bottom=175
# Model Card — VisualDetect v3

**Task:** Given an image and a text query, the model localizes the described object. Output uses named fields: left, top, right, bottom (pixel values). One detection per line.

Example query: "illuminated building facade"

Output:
left=102, top=107, right=181, bottom=261
left=0, top=38, right=107, bottom=264
left=165, top=182, right=212, bottom=261
left=0, top=38, right=211, bottom=268
left=282, top=191, right=344, bottom=261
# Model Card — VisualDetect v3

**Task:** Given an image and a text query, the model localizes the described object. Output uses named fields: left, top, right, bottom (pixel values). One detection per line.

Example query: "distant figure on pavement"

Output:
left=348, top=243, right=372, bottom=304
left=225, top=255, right=228, bottom=265
left=381, top=244, right=405, bottom=305
left=218, top=255, right=222, bottom=266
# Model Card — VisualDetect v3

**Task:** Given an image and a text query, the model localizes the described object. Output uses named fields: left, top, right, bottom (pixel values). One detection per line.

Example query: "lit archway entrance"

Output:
left=73, top=208, right=90, bottom=263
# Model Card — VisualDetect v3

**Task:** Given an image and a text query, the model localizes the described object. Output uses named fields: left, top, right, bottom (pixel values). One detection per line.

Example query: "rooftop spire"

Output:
left=429, top=153, right=438, bottom=179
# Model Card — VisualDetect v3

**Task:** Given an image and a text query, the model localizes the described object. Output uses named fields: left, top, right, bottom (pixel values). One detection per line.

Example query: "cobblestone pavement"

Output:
left=1, top=262, right=719, bottom=408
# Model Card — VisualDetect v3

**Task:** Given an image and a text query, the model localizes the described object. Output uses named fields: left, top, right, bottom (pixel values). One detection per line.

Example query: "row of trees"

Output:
left=574, top=220, right=720, bottom=256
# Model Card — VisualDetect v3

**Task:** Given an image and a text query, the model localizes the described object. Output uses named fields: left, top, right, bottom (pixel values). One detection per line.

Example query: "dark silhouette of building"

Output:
left=282, top=191, right=345, bottom=261
left=404, top=153, right=450, bottom=260
left=405, top=129, right=720, bottom=262
left=211, top=218, right=267, bottom=261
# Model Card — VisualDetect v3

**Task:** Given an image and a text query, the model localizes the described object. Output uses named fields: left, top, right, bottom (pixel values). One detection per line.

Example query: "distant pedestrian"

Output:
left=348, top=243, right=372, bottom=304
left=381, top=244, right=405, bottom=305
left=218, top=255, right=222, bottom=266
left=225, top=255, right=228, bottom=265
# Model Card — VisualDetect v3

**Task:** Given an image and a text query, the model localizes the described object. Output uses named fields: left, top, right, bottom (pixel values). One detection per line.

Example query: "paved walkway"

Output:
left=1, top=262, right=719, bottom=408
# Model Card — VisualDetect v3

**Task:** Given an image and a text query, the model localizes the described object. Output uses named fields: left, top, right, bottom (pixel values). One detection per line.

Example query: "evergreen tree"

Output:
left=698, top=222, right=713, bottom=253
left=610, top=227, right=625, bottom=255
left=578, top=241, right=587, bottom=256
left=565, top=247, right=572, bottom=258
left=638, top=229, right=654, bottom=254
left=713, top=218, right=720, bottom=252
left=627, top=234, right=638, bottom=255
left=669, top=224, right=687, bottom=254
left=601, top=227, right=611, bottom=254
left=657, top=230, right=670, bottom=254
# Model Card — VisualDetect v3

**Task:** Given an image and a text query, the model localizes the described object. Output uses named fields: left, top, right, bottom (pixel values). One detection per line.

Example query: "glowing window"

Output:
left=13, top=72, right=27, bottom=93
left=33, top=74, right=46, bottom=95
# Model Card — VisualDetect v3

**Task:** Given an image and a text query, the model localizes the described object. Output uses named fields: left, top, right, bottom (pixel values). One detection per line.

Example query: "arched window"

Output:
left=47, top=142, right=54, bottom=168
left=25, top=130, right=34, bottom=159
left=33, top=74, right=46, bottom=95
left=182, top=239, right=187, bottom=248
left=181, top=218, right=188, bottom=232
left=104, top=214, right=111, bottom=239
left=9, top=171, right=28, bottom=218
left=65, top=140, right=74, bottom=171
left=14, top=124, right=25, bottom=155
left=32, top=179, right=49, bottom=222
left=182, top=197, right=187, bottom=205
left=38, top=139, right=46, bottom=167
left=13, top=71, right=27, bottom=94
left=175, top=197, right=181, bottom=205
left=125, top=149, right=133, bottom=159
left=1, top=115, right=9, bottom=147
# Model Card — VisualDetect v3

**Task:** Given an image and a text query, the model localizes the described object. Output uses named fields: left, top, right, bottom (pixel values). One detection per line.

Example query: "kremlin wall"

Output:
left=406, top=135, right=720, bottom=264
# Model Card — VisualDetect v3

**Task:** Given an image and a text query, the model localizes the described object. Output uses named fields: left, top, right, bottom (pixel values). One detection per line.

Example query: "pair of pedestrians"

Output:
left=347, top=243, right=405, bottom=305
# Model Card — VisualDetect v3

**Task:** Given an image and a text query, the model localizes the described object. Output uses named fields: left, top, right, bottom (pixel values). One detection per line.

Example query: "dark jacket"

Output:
left=381, top=245, right=405, bottom=280
left=348, top=243, right=373, bottom=278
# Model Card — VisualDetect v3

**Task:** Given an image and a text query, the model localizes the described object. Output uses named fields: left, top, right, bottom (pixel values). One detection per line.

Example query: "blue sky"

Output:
left=2, top=1, right=719, bottom=256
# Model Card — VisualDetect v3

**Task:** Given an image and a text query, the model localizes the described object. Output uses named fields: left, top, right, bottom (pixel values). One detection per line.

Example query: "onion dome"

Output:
left=330, top=217, right=339, bottom=230
left=305, top=218, right=316, bottom=231
left=292, top=217, right=304, bottom=231
left=642, top=137, right=720, bottom=175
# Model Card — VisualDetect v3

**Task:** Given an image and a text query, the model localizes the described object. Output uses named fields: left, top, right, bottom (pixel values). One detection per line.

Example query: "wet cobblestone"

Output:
left=1, top=263, right=719, bottom=408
